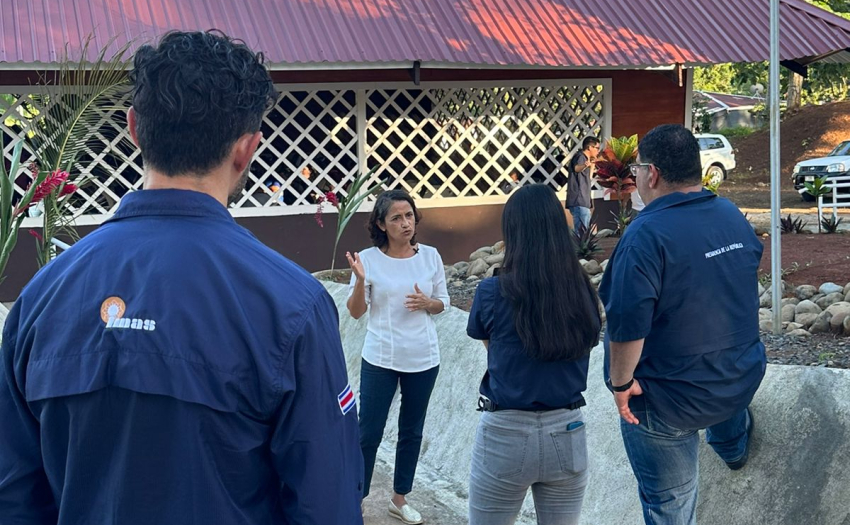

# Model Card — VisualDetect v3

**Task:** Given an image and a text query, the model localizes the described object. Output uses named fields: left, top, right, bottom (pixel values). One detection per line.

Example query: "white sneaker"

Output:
left=388, top=500, right=423, bottom=524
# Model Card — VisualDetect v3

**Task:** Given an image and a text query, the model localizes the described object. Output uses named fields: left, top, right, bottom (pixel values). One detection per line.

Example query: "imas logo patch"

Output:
left=100, top=296, right=156, bottom=331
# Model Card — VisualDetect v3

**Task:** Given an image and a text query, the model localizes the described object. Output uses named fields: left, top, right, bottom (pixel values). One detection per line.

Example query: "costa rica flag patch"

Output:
left=338, top=384, right=356, bottom=415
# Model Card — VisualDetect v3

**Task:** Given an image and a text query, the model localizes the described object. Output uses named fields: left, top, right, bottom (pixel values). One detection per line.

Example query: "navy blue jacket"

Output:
left=0, top=189, right=363, bottom=525
left=599, top=190, right=766, bottom=430
left=467, top=277, right=590, bottom=411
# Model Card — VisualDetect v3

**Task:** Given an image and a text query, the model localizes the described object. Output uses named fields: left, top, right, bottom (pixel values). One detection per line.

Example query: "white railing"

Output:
left=817, top=174, right=850, bottom=223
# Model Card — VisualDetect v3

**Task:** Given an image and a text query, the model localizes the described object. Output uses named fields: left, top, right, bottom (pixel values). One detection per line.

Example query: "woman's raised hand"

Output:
left=346, top=251, right=365, bottom=281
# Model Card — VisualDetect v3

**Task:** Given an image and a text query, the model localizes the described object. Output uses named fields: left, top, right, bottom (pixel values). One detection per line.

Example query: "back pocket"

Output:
left=550, top=422, right=588, bottom=474
left=482, top=425, right=529, bottom=479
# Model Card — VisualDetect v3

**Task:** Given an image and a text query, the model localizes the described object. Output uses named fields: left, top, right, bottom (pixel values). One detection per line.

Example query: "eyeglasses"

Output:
left=629, top=163, right=653, bottom=176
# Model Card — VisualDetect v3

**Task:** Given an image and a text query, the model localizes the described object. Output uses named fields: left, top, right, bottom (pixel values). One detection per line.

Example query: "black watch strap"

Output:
left=612, top=378, right=634, bottom=392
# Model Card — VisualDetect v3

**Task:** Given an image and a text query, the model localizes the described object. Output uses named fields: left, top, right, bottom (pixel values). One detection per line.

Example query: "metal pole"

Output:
left=770, top=0, right=782, bottom=335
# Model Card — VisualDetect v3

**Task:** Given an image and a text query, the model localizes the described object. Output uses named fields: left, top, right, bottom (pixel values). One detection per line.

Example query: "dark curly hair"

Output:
left=367, top=190, right=421, bottom=249
left=638, top=124, right=702, bottom=185
left=130, top=30, right=278, bottom=176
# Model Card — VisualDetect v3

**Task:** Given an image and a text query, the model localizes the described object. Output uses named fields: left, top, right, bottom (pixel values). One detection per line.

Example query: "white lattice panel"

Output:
left=365, top=83, right=607, bottom=200
left=4, top=79, right=610, bottom=224
left=238, top=89, right=358, bottom=208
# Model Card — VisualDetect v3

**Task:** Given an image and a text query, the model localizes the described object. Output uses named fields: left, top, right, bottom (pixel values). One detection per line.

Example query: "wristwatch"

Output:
left=611, top=378, right=634, bottom=392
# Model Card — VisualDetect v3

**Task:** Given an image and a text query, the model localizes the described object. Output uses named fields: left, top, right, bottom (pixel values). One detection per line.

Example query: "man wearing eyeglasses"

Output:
left=599, top=124, right=765, bottom=525
left=565, top=137, right=600, bottom=230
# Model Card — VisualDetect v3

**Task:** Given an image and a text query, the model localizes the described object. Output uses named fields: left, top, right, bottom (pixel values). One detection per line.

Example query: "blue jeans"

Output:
left=568, top=206, right=591, bottom=231
left=620, top=396, right=751, bottom=525
left=469, top=409, right=588, bottom=525
left=359, top=359, right=439, bottom=498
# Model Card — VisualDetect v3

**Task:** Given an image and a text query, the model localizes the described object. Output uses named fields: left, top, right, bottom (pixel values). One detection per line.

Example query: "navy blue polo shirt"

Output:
left=467, top=277, right=589, bottom=410
left=599, top=189, right=766, bottom=430
left=0, top=189, right=363, bottom=525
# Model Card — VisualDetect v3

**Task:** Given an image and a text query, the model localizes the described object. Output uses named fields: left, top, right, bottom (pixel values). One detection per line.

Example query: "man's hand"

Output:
left=614, top=379, right=644, bottom=425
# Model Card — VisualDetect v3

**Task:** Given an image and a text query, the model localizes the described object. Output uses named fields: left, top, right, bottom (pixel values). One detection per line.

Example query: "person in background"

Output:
left=467, top=184, right=601, bottom=525
left=566, top=137, right=601, bottom=230
left=600, top=124, right=764, bottom=525
left=346, top=189, right=450, bottom=525
left=0, top=30, right=364, bottom=525
left=500, top=171, right=521, bottom=194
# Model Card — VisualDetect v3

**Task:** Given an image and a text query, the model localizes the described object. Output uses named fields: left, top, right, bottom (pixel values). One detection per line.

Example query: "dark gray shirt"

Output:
left=566, top=152, right=592, bottom=208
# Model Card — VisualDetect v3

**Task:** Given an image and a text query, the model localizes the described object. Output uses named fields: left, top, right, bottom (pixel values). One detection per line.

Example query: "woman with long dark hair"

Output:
left=346, top=189, right=449, bottom=525
left=466, top=184, right=601, bottom=525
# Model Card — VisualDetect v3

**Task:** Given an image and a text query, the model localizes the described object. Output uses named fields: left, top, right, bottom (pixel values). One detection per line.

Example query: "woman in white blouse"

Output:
left=346, top=189, right=449, bottom=525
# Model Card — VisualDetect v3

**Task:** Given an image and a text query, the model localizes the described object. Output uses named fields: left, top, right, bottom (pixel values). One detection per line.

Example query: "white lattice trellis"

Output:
left=3, top=79, right=611, bottom=226
left=365, top=81, right=609, bottom=200
left=1, top=89, right=143, bottom=218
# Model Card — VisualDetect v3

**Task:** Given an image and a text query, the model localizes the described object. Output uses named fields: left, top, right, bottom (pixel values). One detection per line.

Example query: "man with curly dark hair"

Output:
left=0, top=30, right=364, bottom=525
left=599, top=124, right=765, bottom=525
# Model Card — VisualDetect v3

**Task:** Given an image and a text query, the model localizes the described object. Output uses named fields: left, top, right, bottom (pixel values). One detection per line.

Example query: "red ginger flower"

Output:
left=28, top=229, right=44, bottom=242
left=13, top=170, right=72, bottom=217
left=325, top=191, right=339, bottom=208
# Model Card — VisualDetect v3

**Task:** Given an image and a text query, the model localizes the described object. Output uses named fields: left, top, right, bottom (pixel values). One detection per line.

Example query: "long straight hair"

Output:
left=499, top=184, right=601, bottom=361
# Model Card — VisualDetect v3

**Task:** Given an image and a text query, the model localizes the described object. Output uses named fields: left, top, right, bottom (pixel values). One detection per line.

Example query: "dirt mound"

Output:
left=733, top=101, right=850, bottom=182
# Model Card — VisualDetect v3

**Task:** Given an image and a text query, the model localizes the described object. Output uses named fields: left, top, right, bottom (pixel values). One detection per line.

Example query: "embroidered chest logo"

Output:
left=100, top=296, right=156, bottom=331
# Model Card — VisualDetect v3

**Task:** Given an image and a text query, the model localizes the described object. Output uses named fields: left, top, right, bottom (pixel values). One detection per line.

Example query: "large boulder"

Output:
left=816, top=292, right=845, bottom=310
left=467, top=258, right=489, bottom=277
left=492, top=240, right=505, bottom=253
left=469, top=246, right=493, bottom=261
left=819, top=282, right=844, bottom=295
left=484, top=252, right=505, bottom=266
left=795, top=300, right=822, bottom=316
left=780, top=297, right=800, bottom=308
left=809, top=311, right=833, bottom=335
left=826, top=302, right=850, bottom=333
left=781, top=304, right=797, bottom=323
left=845, top=315, right=850, bottom=336
left=322, top=282, right=850, bottom=525
left=484, top=263, right=501, bottom=279
left=453, top=261, right=470, bottom=272
left=583, top=260, right=603, bottom=276
left=795, top=312, right=819, bottom=328
left=759, top=292, right=773, bottom=308
left=796, top=285, right=817, bottom=301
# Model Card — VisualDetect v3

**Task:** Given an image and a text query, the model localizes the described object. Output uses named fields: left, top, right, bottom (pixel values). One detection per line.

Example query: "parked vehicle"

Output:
left=792, top=140, right=850, bottom=201
left=695, top=133, right=736, bottom=185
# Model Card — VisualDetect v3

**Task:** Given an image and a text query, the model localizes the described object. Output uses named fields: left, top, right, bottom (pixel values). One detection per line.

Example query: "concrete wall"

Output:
left=324, top=281, right=850, bottom=524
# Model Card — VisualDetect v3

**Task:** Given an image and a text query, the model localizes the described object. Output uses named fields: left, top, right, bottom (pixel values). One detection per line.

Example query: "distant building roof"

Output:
left=695, top=91, right=766, bottom=113
left=2, top=0, right=850, bottom=70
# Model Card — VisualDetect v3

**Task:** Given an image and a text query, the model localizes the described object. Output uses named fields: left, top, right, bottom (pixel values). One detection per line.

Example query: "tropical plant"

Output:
left=315, top=167, right=384, bottom=273
left=594, top=134, right=638, bottom=234
left=803, top=175, right=835, bottom=233
left=820, top=215, right=843, bottom=234
left=26, top=36, right=133, bottom=266
left=0, top=139, right=48, bottom=284
left=780, top=214, right=807, bottom=234
left=702, top=171, right=723, bottom=194
left=572, top=221, right=602, bottom=260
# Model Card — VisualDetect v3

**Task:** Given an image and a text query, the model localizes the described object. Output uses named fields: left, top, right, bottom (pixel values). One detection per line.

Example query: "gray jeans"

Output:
left=469, top=408, right=588, bottom=525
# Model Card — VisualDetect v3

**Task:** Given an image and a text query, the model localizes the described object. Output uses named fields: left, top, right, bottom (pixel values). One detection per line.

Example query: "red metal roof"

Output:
left=696, top=91, right=765, bottom=112
left=1, top=0, right=849, bottom=69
